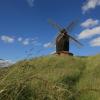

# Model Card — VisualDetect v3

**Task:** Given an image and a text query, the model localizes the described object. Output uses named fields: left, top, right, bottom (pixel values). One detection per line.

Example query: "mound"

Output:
left=0, top=55, right=100, bottom=100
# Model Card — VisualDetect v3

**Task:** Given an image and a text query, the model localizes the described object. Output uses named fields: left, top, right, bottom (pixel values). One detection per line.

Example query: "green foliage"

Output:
left=0, top=55, right=100, bottom=100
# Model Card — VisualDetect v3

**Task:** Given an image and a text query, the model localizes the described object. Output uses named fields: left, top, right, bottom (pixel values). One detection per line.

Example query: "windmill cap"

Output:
left=60, top=29, right=66, bottom=33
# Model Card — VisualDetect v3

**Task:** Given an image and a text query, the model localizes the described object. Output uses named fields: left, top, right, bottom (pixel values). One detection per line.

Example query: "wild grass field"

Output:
left=0, top=54, right=100, bottom=100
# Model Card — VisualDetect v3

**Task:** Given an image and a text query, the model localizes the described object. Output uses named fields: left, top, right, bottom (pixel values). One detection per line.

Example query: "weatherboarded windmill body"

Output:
left=49, top=20, right=83, bottom=55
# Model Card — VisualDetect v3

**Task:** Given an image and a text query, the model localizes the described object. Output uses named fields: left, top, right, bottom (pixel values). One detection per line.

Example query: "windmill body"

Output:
left=56, top=30, right=69, bottom=53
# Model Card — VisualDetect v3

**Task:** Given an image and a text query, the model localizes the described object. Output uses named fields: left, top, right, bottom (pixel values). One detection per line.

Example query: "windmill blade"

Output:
left=57, top=33, right=64, bottom=42
left=50, top=40, right=56, bottom=48
left=66, top=20, right=78, bottom=32
left=44, top=40, right=56, bottom=48
left=48, top=19, right=62, bottom=31
left=69, top=38, right=82, bottom=48
left=67, top=33, right=83, bottom=47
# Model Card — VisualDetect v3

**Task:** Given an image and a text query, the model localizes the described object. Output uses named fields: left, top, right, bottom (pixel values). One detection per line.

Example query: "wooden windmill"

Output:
left=48, top=19, right=83, bottom=55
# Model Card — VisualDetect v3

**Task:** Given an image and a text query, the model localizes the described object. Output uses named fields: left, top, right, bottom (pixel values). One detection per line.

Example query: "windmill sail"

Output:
left=48, top=19, right=83, bottom=54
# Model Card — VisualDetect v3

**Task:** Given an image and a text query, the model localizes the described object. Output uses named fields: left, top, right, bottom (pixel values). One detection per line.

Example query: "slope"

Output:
left=0, top=55, right=100, bottom=100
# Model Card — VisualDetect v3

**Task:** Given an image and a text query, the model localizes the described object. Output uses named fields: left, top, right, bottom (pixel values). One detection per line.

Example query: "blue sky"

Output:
left=0, top=0, right=100, bottom=61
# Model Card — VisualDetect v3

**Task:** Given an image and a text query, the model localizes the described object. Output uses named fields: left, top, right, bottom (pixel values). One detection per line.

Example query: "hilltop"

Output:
left=0, top=54, right=100, bottom=100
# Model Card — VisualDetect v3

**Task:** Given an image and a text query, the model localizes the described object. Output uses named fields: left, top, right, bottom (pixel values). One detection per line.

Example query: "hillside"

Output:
left=0, top=54, right=100, bottom=100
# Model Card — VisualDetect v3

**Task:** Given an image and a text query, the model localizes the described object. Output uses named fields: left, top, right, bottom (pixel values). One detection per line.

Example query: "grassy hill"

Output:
left=0, top=54, right=100, bottom=100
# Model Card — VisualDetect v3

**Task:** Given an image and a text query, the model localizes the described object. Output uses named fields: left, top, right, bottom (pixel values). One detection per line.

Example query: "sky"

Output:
left=0, top=0, right=100, bottom=62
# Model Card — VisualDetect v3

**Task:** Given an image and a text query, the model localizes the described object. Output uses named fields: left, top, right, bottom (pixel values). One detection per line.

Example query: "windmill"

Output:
left=48, top=19, right=83, bottom=55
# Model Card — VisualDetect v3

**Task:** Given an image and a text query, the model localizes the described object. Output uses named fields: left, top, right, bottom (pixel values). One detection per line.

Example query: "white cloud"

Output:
left=78, top=26, right=100, bottom=39
left=0, top=59, right=14, bottom=67
left=22, top=38, right=30, bottom=45
left=19, top=37, right=38, bottom=46
left=1, top=35, right=14, bottom=43
left=18, top=37, right=23, bottom=42
left=81, top=18, right=99, bottom=28
left=0, top=35, right=39, bottom=46
left=90, top=37, right=100, bottom=46
left=82, top=0, right=100, bottom=13
left=26, top=0, right=34, bottom=7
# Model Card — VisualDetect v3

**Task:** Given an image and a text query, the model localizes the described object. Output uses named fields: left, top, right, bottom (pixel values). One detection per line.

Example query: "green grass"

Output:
left=0, top=54, right=100, bottom=100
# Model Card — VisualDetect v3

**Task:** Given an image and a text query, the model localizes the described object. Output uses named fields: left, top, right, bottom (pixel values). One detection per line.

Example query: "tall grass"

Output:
left=0, top=55, right=100, bottom=100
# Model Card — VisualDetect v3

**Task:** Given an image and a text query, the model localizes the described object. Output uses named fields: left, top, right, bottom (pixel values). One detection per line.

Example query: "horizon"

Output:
left=0, top=0, right=100, bottom=62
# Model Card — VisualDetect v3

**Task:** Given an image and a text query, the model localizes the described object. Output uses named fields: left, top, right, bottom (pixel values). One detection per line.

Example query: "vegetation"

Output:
left=0, top=54, right=100, bottom=100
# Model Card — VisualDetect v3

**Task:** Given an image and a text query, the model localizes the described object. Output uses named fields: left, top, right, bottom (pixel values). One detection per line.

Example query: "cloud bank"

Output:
left=1, top=35, right=14, bottom=43
left=0, top=35, right=38, bottom=46
left=90, top=37, right=100, bottom=46
left=0, top=59, right=14, bottom=67
left=82, top=0, right=100, bottom=13
left=81, top=18, right=99, bottom=28
left=78, top=18, right=100, bottom=39
left=78, top=26, right=100, bottom=39
left=78, top=18, right=100, bottom=47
